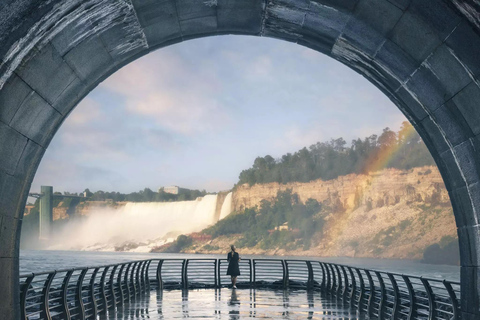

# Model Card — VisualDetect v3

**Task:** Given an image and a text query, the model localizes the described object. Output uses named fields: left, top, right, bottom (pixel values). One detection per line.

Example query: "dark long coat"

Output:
left=226, top=251, right=240, bottom=276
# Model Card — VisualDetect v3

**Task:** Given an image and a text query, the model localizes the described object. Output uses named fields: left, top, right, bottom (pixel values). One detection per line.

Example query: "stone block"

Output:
left=299, top=9, right=349, bottom=54
left=461, top=266, right=480, bottom=315
left=180, top=16, right=217, bottom=37
left=9, top=92, right=61, bottom=147
left=0, top=257, right=19, bottom=320
left=394, top=86, right=428, bottom=121
left=0, top=172, right=24, bottom=219
left=451, top=186, right=471, bottom=227
left=98, top=24, right=147, bottom=65
left=132, top=0, right=182, bottom=47
left=0, top=215, right=20, bottom=258
left=176, top=0, right=217, bottom=21
left=342, top=0, right=403, bottom=55
left=453, top=81, right=480, bottom=136
left=420, top=117, right=449, bottom=154
left=446, top=21, right=480, bottom=79
left=64, top=36, right=114, bottom=83
left=15, top=43, right=76, bottom=106
left=217, top=0, right=263, bottom=34
left=385, top=0, right=410, bottom=10
left=375, top=40, right=419, bottom=83
left=13, top=140, right=44, bottom=183
left=426, top=44, right=472, bottom=101
left=440, top=149, right=467, bottom=190
left=405, top=65, right=447, bottom=113
left=409, top=0, right=461, bottom=41
left=0, top=123, right=27, bottom=175
left=390, top=10, right=441, bottom=64
left=263, top=11, right=302, bottom=42
left=312, top=0, right=359, bottom=12
left=52, top=76, right=88, bottom=116
left=433, top=101, right=473, bottom=147
left=0, top=74, right=32, bottom=124
left=453, top=140, right=480, bottom=186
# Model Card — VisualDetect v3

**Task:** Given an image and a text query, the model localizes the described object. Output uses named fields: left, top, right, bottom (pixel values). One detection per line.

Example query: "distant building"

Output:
left=161, top=186, right=189, bottom=195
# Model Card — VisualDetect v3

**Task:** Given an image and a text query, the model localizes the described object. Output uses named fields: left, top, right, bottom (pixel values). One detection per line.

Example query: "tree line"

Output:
left=237, top=122, right=435, bottom=186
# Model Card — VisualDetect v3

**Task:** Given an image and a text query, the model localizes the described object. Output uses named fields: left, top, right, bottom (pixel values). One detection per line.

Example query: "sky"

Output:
left=30, top=35, right=407, bottom=194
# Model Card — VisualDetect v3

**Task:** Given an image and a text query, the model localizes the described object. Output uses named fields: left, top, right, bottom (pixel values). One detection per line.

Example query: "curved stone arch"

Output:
left=1, top=0, right=480, bottom=318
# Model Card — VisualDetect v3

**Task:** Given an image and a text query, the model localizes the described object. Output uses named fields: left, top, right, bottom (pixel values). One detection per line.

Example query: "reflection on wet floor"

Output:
left=108, top=288, right=361, bottom=319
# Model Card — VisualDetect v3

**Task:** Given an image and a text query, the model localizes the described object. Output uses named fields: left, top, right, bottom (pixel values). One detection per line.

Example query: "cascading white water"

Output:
left=219, top=192, right=233, bottom=220
left=48, top=194, right=222, bottom=252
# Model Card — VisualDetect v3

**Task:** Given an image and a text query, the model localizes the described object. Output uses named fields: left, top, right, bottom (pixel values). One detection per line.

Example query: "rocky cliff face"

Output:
left=232, top=166, right=449, bottom=213
left=194, top=166, right=457, bottom=260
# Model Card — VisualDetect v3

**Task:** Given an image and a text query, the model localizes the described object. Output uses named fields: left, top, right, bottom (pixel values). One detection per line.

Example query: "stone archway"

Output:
left=1, top=0, right=480, bottom=318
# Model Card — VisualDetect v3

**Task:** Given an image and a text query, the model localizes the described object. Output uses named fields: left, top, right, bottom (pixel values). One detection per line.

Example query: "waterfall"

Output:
left=48, top=195, right=219, bottom=252
left=218, top=192, right=233, bottom=220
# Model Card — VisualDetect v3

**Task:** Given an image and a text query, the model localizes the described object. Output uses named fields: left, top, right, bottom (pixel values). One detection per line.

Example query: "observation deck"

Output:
left=20, top=258, right=460, bottom=319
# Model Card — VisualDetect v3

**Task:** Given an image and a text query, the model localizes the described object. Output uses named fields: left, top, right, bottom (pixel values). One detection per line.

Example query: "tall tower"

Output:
left=39, top=186, right=53, bottom=240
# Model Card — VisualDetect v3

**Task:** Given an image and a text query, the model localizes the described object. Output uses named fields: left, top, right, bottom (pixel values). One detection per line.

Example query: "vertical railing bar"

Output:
left=347, top=267, right=356, bottom=307
left=135, top=261, right=142, bottom=295
left=306, top=261, right=314, bottom=290
left=183, top=260, right=188, bottom=289
left=319, top=263, right=327, bottom=291
left=355, top=269, right=364, bottom=310
left=375, top=271, right=385, bottom=320
left=421, top=278, right=436, bottom=320
left=443, top=280, right=460, bottom=320
left=60, top=270, right=73, bottom=320
left=283, top=260, right=288, bottom=289
left=75, top=269, right=87, bottom=319
left=130, top=262, right=137, bottom=298
left=20, top=275, right=34, bottom=320
left=217, top=259, right=222, bottom=288
left=117, top=264, right=126, bottom=305
left=41, top=271, right=56, bottom=320
left=109, top=265, right=118, bottom=310
left=333, top=265, right=342, bottom=296
left=156, top=260, right=164, bottom=291
left=99, top=267, right=109, bottom=315
left=253, top=260, right=256, bottom=288
left=214, top=259, right=218, bottom=288
left=145, top=260, right=152, bottom=292
left=402, top=275, right=416, bottom=320
left=340, top=266, right=349, bottom=299
left=365, top=270, right=375, bottom=317
left=124, top=263, right=131, bottom=302
left=387, top=273, right=400, bottom=319
left=325, top=264, right=332, bottom=293
left=89, top=268, right=99, bottom=318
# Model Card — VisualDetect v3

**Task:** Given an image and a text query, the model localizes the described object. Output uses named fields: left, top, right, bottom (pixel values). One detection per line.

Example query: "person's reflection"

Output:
left=228, top=289, right=240, bottom=319
left=307, top=290, right=315, bottom=319
left=182, top=288, right=189, bottom=317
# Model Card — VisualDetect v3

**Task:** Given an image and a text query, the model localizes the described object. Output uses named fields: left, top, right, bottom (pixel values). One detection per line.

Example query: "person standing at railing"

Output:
left=227, top=244, right=241, bottom=289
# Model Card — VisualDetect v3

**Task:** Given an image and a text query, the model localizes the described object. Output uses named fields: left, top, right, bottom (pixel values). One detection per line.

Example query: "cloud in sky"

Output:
left=31, top=35, right=407, bottom=194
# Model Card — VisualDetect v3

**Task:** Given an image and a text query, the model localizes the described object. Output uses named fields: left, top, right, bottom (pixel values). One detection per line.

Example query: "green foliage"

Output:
left=80, top=187, right=208, bottom=203
left=162, top=234, right=193, bottom=253
left=203, top=190, right=325, bottom=250
left=202, top=244, right=219, bottom=251
left=237, top=122, right=434, bottom=186
left=423, top=236, right=459, bottom=265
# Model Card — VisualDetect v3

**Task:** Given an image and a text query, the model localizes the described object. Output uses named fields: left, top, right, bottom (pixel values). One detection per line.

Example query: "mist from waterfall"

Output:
left=47, top=194, right=232, bottom=252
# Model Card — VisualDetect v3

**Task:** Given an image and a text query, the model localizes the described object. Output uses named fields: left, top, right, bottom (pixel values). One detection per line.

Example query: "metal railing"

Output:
left=20, top=258, right=460, bottom=319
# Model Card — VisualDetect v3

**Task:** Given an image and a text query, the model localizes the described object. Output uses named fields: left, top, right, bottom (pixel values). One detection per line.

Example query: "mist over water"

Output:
left=48, top=194, right=229, bottom=252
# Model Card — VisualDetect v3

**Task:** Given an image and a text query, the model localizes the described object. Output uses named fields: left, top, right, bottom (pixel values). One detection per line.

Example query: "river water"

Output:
left=20, top=250, right=460, bottom=281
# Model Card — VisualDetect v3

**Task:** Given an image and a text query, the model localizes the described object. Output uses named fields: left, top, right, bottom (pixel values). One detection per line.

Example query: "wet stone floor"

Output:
left=106, top=288, right=361, bottom=319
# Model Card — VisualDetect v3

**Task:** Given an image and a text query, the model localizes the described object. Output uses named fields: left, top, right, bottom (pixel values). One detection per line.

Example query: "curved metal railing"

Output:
left=20, top=258, right=460, bottom=319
